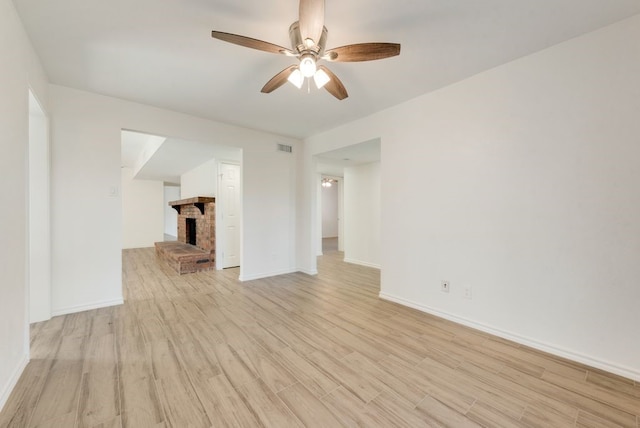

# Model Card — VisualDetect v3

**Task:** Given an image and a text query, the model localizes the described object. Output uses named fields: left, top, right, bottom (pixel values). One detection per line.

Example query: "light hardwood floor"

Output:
left=1, top=247, right=639, bottom=427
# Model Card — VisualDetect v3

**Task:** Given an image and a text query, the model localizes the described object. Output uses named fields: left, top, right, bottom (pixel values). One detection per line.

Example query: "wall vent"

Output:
left=277, top=143, right=293, bottom=153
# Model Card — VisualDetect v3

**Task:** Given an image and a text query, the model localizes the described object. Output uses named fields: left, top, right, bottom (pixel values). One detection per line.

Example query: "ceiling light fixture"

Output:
left=321, top=178, right=337, bottom=188
left=313, top=69, right=330, bottom=89
left=287, top=57, right=331, bottom=91
left=299, top=54, right=317, bottom=77
left=287, top=68, right=304, bottom=88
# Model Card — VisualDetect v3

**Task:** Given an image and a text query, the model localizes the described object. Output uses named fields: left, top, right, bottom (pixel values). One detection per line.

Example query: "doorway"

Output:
left=313, top=138, right=381, bottom=270
left=120, top=130, right=242, bottom=278
left=321, top=176, right=341, bottom=253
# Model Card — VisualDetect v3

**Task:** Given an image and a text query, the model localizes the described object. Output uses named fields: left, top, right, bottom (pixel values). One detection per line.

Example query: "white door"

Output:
left=220, top=163, right=240, bottom=268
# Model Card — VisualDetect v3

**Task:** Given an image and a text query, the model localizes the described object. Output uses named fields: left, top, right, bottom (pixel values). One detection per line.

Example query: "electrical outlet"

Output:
left=464, top=286, right=472, bottom=299
left=441, top=280, right=450, bottom=293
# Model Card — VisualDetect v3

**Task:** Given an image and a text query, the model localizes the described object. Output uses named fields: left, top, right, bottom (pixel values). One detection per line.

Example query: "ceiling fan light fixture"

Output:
left=299, top=54, right=317, bottom=77
left=287, top=68, right=304, bottom=88
left=322, top=178, right=333, bottom=188
left=313, top=68, right=330, bottom=89
left=211, top=0, right=400, bottom=100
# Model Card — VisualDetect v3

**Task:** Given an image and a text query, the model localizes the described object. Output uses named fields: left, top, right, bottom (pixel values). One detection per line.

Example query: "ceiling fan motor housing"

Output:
left=289, top=21, right=327, bottom=56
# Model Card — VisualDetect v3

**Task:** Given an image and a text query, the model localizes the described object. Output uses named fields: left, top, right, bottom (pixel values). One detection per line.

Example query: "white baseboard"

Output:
left=0, top=354, right=29, bottom=413
left=239, top=268, right=299, bottom=282
left=379, top=292, right=640, bottom=382
left=51, top=297, right=124, bottom=317
left=343, top=258, right=381, bottom=269
left=297, top=268, right=318, bottom=276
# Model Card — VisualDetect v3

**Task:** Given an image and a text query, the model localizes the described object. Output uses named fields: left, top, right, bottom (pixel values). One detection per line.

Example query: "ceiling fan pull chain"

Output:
left=307, top=78, right=311, bottom=94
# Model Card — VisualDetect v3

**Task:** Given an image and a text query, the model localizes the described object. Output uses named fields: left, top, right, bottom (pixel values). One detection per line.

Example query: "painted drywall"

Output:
left=321, top=180, right=339, bottom=238
left=164, top=185, right=180, bottom=237
left=338, top=179, right=344, bottom=252
left=295, top=143, right=316, bottom=275
left=181, top=158, right=217, bottom=199
left=132, top=135, right=165, bottom=176
left=0, top=0, right=49, bottom=411
left=343, top=163, right=381, bottom=268
left=121, top=167, right=164, bottom=249
left=28, top=91, right=51, bottom=323
left=49, top=84, right=301, bottom=315
left=315, top=174, right=323, bottom=256
left=305, top=15, right=640, bottom=380
left=241, top=148, right=298, bottom=280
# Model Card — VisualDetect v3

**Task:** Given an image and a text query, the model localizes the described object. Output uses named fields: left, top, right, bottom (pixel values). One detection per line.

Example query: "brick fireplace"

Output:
left=155, top=196, right=216, bottom=274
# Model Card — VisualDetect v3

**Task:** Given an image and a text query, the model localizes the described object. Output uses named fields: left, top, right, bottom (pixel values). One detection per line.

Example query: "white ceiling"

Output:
left=316, top=138, right=380, bottom=176
left=121, top=130, right=160, bottom=169
left=122, top=130, right=241, bottom=184
left=14, top=0, right=640, bottom=138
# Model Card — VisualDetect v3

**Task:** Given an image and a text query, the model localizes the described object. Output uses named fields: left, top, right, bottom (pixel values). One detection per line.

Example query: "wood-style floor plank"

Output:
left=1, top=243, right=639, bottom=427
left=321, top=386, right=395, bottom=427
left=27, top=334, right=86, bottom=427
left=277, top=382, right=346, bottom=427
left=117, top=332, right=165, bottom=427
left=190, top=374, right=259, bottom=428
left=273, top=347, right=339, bottom=398
left=235, top=378, right=302, bottom=427
left=77, top=333, right=120, bottom=427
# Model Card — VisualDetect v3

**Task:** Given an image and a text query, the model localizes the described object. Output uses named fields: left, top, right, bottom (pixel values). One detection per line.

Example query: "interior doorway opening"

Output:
left=120, top=130, right=242, bottom=286
left=320, top=176, right=341, bottom=254
left=313, top=138, right=381, bottom=270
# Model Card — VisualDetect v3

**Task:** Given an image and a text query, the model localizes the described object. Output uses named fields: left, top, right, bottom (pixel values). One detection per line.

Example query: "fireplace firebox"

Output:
left=186, top=218, right=197, bottom=246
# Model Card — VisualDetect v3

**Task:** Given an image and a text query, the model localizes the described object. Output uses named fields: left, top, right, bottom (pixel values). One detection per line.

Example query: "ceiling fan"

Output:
left=211, top=0, right=400, bottom=100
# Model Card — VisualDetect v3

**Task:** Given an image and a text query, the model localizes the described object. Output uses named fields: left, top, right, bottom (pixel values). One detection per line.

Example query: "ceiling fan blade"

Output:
left=211, top=31, right=295, bottom=56
left=261, top=65, right=298, bottom=93
left=318, top=66, right=348, bottom=100
left=323, top=43, right=401, bottom=62
left=299, top=0, right=325, bottom=46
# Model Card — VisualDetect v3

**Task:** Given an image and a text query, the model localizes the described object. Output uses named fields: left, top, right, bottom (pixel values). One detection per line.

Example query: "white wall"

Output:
left=241, top=149, right=297, bottom=280
left=0, top=0, right=49, bottom=411
left=50, top=84, right=301, bottom=316
left=181, top=158, right=217, bottom=199
left=338, top=179, right=344, bottom=252
left=164, top=185, right=180, bottom=237
left=121, top=167, right=164, bottom=249
left=305, top=15, right=640, bottom=381
left=315, top=174, right=323, bottom=256
left=321, top=180, right=339, bottom=238
left=28, top=92, right=51, bottom=323
left=343, top=163, right=380, bottom=268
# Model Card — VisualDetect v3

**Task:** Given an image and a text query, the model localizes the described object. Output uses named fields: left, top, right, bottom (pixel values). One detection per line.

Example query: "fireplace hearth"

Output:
left=155, top=196, right=215, bottom=274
